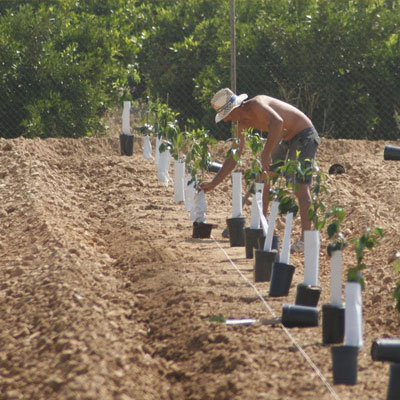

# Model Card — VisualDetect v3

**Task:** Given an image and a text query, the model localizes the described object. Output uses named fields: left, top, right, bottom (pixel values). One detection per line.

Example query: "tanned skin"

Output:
left=200, top=95, right=314, bottom=239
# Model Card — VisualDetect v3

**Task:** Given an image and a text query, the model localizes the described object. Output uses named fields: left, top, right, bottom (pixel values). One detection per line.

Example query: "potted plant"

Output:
left=149, top=99, right=176, bottom=166
left=331, top=226, right=384, bottom=385
left=159, top=122, right=189, bottom=204
left=134, top=123, right=154, bottom=159
left=152, top=102, right=180, bottom=187
left=268, top=158, right=300, bottom=297
left=243, top=130, right=265, bottom=258
left=135, top=103, right=157, bottom=160
left=322, top=206, right=346, bottom=345
left=253, top=168, right=286, bottom=283
left=185, top=127, right=217, bottom=238
left=120, top=100, right=134, bottom=156
left=217, top=135, right=247, bottom=246
left=147, top=99, right=164, bottom=164
left=295, top=161, right=327, bottom=307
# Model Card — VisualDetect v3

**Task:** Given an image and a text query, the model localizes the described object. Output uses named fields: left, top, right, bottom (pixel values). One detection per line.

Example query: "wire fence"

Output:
left=151, top=63, right=400, bottom=142
left=1, top=62, right=399, bottom=141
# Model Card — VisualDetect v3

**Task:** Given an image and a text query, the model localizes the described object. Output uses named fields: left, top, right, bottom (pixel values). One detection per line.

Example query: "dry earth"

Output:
left=0, top=135, right=399, bottom=400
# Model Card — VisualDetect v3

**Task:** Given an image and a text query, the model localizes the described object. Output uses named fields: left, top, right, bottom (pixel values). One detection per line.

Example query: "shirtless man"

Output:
left=200, top=88, right=321, bottom=252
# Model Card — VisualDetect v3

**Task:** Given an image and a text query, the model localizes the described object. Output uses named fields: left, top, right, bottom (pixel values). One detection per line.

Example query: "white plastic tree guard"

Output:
left=143, top=135, right=153, bottom=159
left=173, top=160, right=185, bottom=204
left=344, top=281, right=363, bottom=348
left=157, top=149, right=171, bottom=187
left=304, top=230, right=320, bottom=286
left=249, top=182, right=264, bottom=229
left=264, top=200, right=279, bottom=252
left=184, top=175, right=195, bottom=212
left=232, top=171, right=242, bottom=218
left=155, top=136, right=161, bottom=166
left=122, top=101, right=131, bottom=135
left=280, top=212, right=294, bottom=265
left=190, top=189, right=207, bottom=223
left=330, top=250, right=343, bottom=307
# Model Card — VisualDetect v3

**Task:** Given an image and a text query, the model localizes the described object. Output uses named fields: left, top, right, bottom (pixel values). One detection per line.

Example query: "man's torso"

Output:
left=238, top=95, right=313, bottom=141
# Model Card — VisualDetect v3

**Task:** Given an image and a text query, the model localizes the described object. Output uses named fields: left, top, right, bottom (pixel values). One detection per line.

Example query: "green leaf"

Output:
left=327, top=221, right=340, bottom=238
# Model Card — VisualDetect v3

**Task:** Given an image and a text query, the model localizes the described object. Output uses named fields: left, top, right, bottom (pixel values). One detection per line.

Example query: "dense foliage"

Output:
left=0, top=0, right=399, bottom=139
left=0, top=1, right=140, bottom=138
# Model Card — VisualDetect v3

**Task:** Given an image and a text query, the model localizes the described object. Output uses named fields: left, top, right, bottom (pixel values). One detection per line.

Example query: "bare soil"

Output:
left=0, top=135, right=399, bottom=400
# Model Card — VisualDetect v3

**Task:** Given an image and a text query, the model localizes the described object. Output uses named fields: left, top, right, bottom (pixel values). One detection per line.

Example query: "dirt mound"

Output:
left=0, top=135, right=399, bottom=399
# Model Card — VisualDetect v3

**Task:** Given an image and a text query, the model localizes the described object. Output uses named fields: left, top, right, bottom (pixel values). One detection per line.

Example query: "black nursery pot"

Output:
left=269, top=262, right=295, bottom=297
left=387, top=363, right=400, bottom=400
left=331, top=345, right=359, bottom=385
left=120, top=133, right=134, bottom=156
left=254, top=249, right=277, bottom=282
left=384, top=144, right=400, bottom=161
left=295, top=283, right=322, bottom=307
left=281, top=304, right=320, bottom=328
left=226, top=217, right=246, bottom=247
left=192, top=222, right=213, bottom=239
left=257, top=235, right=280, bottom=253
left=322, top=304, right=345, bottom=345
left=371, top=338, right=400, bottom=363
left=207, top=161, right=223, bottom=173
left=244, top=227, right=264, bottom=259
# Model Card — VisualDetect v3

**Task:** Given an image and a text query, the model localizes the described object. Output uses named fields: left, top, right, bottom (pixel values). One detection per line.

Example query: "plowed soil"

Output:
left=1, top=135, right=399, bottom=400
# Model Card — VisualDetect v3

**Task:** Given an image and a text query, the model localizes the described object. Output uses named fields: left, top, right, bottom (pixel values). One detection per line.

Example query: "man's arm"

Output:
left=200, top=125, right=246, bottom=192
left=260, top=108, right=284, bottom=172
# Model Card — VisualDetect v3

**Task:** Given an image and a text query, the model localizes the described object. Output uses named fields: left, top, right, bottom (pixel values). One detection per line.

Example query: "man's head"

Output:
left=211, top=88, right=248, bottom=123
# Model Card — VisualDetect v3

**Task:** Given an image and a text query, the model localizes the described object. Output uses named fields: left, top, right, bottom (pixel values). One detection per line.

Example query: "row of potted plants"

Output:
left=126, top=99, right=397, bottom=388
left=132, top=100, right=398, bottom=310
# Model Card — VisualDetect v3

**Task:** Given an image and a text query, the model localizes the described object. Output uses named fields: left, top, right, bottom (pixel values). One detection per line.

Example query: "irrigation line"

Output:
left=212, top=236, right=341, bottom=400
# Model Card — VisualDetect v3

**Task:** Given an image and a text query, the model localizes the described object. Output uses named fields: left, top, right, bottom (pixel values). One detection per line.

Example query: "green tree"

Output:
left=0, top=1, right=141, bottom=138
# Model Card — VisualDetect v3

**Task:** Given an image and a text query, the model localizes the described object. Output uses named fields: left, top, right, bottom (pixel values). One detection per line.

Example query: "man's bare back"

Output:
left=237, top=95, right=313, bottom=141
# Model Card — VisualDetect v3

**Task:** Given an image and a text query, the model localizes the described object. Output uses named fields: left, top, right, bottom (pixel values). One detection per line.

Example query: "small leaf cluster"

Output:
left=347, top=227, right=384, bottom=287
left=149, top=100, right=180, bottom=141
left=307, top=164, right=328, bottom=231
left=149, top=100, right=191, bottom=161
left=326, top=206, right=346, bottom=256
left=268, top=153, right=315, bottom=217
left=243, top=129, right=264, bottom=187
left=225, top=136, right=242, bottom=165
left=185, top=127, right=217, bottom=186
left=134, top=123, right=155, bottom=136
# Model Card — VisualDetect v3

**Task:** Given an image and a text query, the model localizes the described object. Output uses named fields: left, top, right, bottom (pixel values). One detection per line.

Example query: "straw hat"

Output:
left=211, top=88, right=248, bottom=123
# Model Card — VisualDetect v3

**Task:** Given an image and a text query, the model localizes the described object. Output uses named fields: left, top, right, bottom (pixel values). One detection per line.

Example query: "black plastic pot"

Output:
left=281, top=304, right=320, bottom=328
left=322, top=304, right=345, bottom=345
left=384, top=144, right=400, bottom=161
left=120, top=133, right=134, bottom=156
left=244, top=227, right=264, bottom=259
left=387, top=363, right=400, bottom=400
left=226, top=217, right=246, bottom=247
left=331, top=345, right=359, bottom=385
left=371, top=338, right=400, bottom=363
left=192, top=222, right=213, bottom=239
left=269, top=262, right=295, bottom=297
left=295, top=283, right=322, bottom=307
left=328, top=163, right=346, bottom=175
left=254, top=249, right=277, bottom=282
left=207, top=161, right=223, bottom=172
left=257, top=235, right=280, bottom=253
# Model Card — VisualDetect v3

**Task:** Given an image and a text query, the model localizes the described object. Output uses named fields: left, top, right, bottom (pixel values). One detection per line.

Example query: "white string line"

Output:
left=212, top=236, right=341, bottom=400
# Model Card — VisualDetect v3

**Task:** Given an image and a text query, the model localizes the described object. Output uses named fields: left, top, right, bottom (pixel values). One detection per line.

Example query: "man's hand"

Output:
left=198, top=181, right=217, bottom=192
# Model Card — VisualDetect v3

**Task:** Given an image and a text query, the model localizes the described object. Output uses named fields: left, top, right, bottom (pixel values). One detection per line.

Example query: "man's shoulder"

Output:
left=246, top=95, right=275, bottom=108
